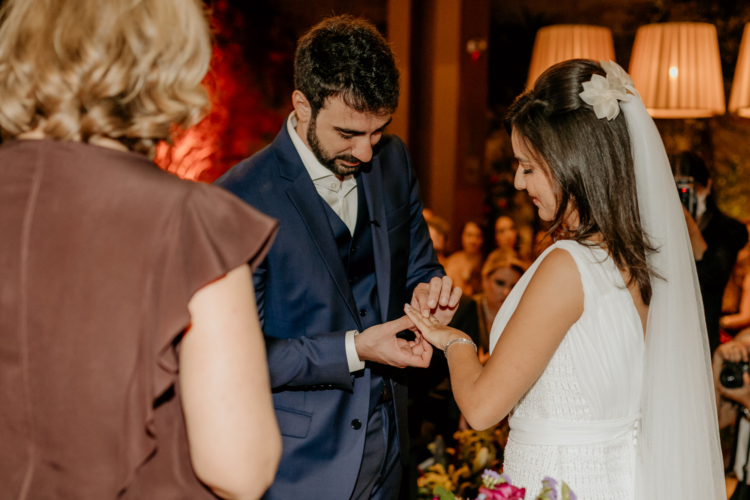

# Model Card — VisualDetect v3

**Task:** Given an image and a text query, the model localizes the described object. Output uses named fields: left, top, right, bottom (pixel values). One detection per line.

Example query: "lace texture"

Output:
left=491, top=241, right=644, bottom=500
left=503, top=336, right=634, bottom=499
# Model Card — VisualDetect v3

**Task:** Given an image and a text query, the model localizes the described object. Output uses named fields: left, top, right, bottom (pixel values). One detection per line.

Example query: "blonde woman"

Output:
left=0, top=1, right=281, bottom=499
left=473, top=250, right=526, bottom=362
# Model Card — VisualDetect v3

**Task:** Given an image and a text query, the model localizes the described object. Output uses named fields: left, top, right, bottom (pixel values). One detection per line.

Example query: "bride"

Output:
left=404, top=59, right=724, bottom=499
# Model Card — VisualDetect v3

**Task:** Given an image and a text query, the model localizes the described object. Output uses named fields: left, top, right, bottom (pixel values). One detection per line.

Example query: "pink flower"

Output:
left=478, top=484, right=526, bottom=500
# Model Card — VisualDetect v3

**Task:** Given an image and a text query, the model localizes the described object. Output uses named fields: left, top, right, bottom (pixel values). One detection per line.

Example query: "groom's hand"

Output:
left=354, top=316, right=433, bottom=368
left=411, top=276, right=462, bottom=326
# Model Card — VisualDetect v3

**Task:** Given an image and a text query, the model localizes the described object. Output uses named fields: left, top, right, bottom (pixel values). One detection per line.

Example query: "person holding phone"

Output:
left=676, top=152, right=748, bottom=354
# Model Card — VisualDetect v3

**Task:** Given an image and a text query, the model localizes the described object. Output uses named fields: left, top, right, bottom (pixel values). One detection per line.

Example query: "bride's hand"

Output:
left=403, top=303, right=471, bottom=351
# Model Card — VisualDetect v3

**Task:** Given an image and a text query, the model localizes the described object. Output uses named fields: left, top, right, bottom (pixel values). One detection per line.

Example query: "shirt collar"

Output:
left=287, top=112, right=342, bottom=182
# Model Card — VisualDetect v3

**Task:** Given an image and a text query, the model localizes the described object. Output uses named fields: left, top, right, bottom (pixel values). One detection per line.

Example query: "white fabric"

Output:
left=492, top=240, right=643, bottom=499
left=287, top=112, right=358, bottom=235
left=345, top=330, right=366, bottom=372
left=509, top=414, right=638, bottom=447
left=621, top=92, right=724, bottom=500
left=579, top=74, right=628, bottom=121
left=490, top=84, right=724, bottom=499
left=735, top=417, right=750, bottom=482
left=578, top=61, right=640, bottom=121
left=287, top=112, right=364, bottom=373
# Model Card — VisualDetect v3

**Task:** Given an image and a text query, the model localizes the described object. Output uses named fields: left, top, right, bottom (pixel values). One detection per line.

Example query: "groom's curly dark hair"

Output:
left=294, top=15, right=399, bottom=117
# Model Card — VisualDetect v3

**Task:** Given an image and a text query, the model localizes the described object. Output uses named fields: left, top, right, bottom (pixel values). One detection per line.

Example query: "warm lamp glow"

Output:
left=526, top=25, right=615, bottom=88
left=729, top=24, right=750, bottom=118
left=629, top=23, right=725, bottom=118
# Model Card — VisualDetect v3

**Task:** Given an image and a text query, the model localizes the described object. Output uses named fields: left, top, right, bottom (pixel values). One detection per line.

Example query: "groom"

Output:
left=217, top=15, right=461, bottom=500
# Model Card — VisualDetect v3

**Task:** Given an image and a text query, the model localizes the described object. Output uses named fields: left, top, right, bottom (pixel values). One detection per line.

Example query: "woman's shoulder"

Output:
left=541, top=240, right=624, bottom=302
left=544, top=240, right=610, bottom=270
left=522, top=243, right=585, bottom=307
left=534, top=245, right=582, bottom=280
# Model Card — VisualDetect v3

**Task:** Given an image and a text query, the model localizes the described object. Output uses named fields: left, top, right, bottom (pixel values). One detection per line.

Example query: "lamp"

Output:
left=729, top=23, right=750, bottom=117
left=629, top=22, right=725, bottom=118
left=526, top=25, right=615, bottom=88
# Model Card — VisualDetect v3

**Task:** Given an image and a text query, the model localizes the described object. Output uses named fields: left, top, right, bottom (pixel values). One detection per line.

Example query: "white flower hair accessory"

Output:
left=579, top=60, right=641, bottom=121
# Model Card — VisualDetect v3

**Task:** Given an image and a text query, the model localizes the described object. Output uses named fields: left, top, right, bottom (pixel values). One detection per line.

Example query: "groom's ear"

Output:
left=292, top=90, right=312, bottom=124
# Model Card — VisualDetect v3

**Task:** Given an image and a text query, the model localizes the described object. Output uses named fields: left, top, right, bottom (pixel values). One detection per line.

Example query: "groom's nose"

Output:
left=351, top=137, right=373, bottom=163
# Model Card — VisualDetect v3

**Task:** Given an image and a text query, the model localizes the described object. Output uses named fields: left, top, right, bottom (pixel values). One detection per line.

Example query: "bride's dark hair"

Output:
left=505, top=59, right=657, bottom=304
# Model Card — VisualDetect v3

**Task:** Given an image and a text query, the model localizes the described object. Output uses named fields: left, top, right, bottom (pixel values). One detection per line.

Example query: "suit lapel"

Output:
left=361, top=156, right=391, bottom=323
left=275, top=128, right=362, bottom=331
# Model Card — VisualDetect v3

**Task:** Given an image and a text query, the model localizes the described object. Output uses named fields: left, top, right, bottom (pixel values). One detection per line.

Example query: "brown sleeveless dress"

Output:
left=0, top=139, right=277, bottom=499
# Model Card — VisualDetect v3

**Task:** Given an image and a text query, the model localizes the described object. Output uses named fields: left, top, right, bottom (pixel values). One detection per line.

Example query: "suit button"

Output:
left=351, top=419, right=362, bottom=430
left=350, top=247, right=357, bottom=254
left=348, top=278, right=353, bottom=284
left=359, top=309, right=367, bottom=317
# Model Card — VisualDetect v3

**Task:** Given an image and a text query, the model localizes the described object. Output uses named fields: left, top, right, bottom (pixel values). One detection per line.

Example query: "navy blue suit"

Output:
left=216, top=124, right=443, bottom=499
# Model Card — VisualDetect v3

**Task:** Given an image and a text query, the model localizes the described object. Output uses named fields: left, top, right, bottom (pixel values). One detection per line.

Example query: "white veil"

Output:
left=621, top=94, right=725, bottom=499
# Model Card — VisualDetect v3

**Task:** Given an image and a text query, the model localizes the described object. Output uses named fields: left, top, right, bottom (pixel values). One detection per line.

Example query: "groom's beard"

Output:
left=307, top=117, right=362, bottom=177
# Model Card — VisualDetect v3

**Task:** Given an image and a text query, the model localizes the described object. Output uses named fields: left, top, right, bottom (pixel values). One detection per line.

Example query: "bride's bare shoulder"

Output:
left=519, top=247, right=583, bottom=318
left=536, top=246, right=581, bottom=278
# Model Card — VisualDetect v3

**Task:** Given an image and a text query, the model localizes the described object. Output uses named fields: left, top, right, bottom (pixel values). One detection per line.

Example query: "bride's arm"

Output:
left=405, top=248, right=583, bottom=430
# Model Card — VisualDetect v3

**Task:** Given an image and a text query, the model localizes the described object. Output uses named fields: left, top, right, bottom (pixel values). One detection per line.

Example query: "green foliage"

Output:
left=433, top=485, right=458, bottom=500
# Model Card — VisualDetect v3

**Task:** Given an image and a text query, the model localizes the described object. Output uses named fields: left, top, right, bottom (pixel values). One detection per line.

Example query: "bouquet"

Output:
left=417, top=424, right=509, bottom=499
left=431, top=470, right=576, bottom=500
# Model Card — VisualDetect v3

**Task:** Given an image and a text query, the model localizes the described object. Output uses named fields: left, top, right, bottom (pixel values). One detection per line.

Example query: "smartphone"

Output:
left=675, top=175, right=697, bottom=217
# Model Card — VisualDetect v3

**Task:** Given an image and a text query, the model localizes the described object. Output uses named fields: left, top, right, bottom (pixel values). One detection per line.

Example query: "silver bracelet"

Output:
left=444, top=337, right=477, bottom=354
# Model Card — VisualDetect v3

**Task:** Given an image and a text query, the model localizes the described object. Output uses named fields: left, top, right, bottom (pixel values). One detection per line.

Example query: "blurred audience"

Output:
left=494, top=215, right=520, bottom=257
left=677, top=152, right=748, bottom=354
left=427, top=216, right=451, bottom=267
left=472, top=250, right=526, bottom=364
left=409, top=215, right=485, bottom=445
left=723, top=239, right=750, bottom=334
left=713, top=334, right=750, bottom=499
left=445, top=221, right=484, bottom=295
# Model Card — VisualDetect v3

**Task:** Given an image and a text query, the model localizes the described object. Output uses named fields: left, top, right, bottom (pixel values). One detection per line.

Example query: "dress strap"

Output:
left=509, top=413, right=640, bottom=446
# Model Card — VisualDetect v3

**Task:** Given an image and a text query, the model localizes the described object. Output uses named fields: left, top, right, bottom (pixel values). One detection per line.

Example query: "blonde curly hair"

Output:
left=0, top=0, right=212, bottom=156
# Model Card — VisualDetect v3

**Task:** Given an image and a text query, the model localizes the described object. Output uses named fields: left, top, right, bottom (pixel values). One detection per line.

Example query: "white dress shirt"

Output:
left=287, top=112, right=366, bottom=372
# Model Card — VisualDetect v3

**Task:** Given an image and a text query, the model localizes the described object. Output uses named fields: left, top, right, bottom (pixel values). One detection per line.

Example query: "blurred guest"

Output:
left=423, top=207, right=435, bottom=221
left=0, top=0, right=283, bottom=499
left=723, top=239, right=750, bottom=333
left=472, top=250, right=526, bottom=363
left=408, top=295, right=480, bottom=453
left=494, top=215, right=520, bottom=255
left=677, top=152, right=748, bottom=354
left=445, top=221, right=484, bottom=295
left=713, top=334, right=750, bottom=499
left=427, top=216, right=451, bottom=266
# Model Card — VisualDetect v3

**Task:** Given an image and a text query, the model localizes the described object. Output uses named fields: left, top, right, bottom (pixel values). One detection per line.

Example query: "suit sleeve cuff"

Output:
left=345, top=330, right=366, bottom=372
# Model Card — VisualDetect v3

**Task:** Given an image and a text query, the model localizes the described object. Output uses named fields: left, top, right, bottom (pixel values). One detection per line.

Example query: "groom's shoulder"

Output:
left=215, top=144, right=280, bottom=198
left=374, top=133, right=411, bottom=174
left=224, top=143, right=278, bottom=181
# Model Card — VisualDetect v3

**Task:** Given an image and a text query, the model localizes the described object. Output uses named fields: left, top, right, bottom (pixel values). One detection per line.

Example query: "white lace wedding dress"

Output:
left=490, top=240, right=644, bottom=500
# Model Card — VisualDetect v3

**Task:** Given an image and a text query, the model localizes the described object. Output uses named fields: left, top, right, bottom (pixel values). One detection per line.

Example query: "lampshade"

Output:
left=729, top=23, right=750, bottom=117
left=629, top=23, right=725, bottom=118
left=526, top=25, right=615, bottom=88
